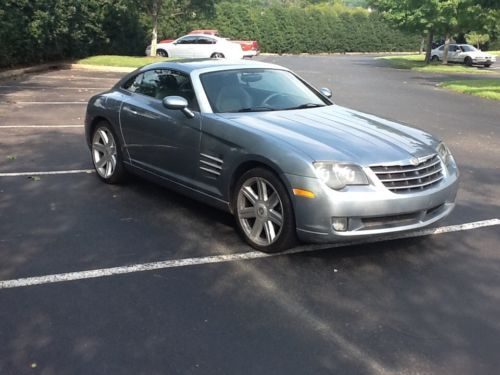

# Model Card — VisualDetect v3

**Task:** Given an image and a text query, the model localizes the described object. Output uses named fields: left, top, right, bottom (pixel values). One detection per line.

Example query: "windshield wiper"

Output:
left=284, top=103, right=325, bottom=110
left=237, top=106, right=277, bottom=112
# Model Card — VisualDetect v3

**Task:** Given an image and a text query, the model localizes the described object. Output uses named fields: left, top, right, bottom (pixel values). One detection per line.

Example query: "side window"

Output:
left=438, top=46, right=444, bottom=51
left=123, top=69, right=199, bottom=111
left=123, top=70, right=160, bottom=98
left=197, top=37, right=216, bottom=45
left=177, top=36, right=197, bottom=44
left=156, top=70, right=199, bottom=111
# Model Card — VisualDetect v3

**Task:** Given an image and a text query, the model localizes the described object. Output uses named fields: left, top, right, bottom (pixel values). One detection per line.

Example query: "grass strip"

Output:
left=77, top=55, right=173, bottom=68
left=378, top=54, right=496, bottom=74
left=440, top=79, right=500, bottom=100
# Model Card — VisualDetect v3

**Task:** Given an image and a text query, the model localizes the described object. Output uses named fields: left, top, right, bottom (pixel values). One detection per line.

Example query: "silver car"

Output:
left=84, top=59, right=459, bottom=252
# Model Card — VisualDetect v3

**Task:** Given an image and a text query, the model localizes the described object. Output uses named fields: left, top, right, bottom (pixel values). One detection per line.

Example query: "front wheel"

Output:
left=431, top=55, right=439, bottom=62
left=233, top=168, right=296, bottom=252
left=91, top=122, right=126, bottom=184
left=485, top=63, right=492, bottom=68
left=211, top=52, right=225, bottom=59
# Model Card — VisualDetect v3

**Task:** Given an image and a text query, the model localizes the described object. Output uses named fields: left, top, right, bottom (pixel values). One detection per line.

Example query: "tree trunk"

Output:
left=424, top=30, right=433, bottom=64
left=419, top=37, right=425, bottom=55
left=149, top=13, right=158, bottom=57
left=442, top=34, right=450, bottom=65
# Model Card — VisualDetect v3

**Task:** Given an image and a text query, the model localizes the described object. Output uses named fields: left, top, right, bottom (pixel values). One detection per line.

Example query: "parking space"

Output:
left=1, top=58, right=500, bottom=374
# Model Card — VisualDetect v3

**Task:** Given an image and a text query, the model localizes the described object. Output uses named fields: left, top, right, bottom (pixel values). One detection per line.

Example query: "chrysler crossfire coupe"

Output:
left=85, top=59, right=459, bottom=252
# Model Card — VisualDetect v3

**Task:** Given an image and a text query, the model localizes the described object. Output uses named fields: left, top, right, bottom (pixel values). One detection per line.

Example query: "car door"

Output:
left=119, top=69, right=202, bottom=185
left=448, top=45, right=461, bottom=62
left=194, top=36, right=217, bottom=58
left=170, top=36, right=198, bottom=58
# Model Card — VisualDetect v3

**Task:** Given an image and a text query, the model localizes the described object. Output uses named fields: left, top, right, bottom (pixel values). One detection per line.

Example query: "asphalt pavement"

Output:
left=0, top=57, right=499, bottom=375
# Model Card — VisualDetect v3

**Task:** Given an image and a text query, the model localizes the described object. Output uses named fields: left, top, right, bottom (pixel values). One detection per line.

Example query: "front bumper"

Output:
left=472, top=56, right=496, bottom=65
left=286, top=162, right=459, bottom=243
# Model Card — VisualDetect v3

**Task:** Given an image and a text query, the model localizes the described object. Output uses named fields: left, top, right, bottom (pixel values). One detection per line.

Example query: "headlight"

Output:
left=436, top=142, right=453, bottom=166
left=313, top=162, right=369, bottom=190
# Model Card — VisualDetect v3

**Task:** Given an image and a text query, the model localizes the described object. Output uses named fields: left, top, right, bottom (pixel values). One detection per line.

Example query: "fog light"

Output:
left=332, top=217, right=348, bottom=232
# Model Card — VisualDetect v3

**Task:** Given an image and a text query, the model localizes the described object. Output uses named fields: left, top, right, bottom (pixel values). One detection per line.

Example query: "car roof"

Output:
left=136, top=59, right=287, bottom=74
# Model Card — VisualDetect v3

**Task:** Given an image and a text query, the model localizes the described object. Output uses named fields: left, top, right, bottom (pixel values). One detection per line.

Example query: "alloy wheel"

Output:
left=236, top=177, right=284, bottom=246
left=92, top=127, right=117, bottom=179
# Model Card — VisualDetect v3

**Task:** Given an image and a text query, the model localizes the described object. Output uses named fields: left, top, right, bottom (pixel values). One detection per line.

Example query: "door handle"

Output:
left=123, top=106, right=139, bottom=116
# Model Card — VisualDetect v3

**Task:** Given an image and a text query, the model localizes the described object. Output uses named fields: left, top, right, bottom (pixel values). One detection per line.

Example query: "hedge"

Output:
left=1, top=0, right=421, bottom=69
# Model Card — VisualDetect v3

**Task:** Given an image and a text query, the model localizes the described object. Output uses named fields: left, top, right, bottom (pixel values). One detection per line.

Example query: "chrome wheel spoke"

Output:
left=242, top=186, right=258, bottom=205
left=267, top=192, right=279, bottom=209
left=95, top=157, right=107, bottom=169
left=93, top=143, right=106, bottom=153
left=239, top=207, right=256, bottom=219
left=250, top=217, right=264, bottom=240
left=269, top=210, right=283, bottom=227
left=257, top=179, right=268, bottom=201
left=263, top=220, right=276, bottom=243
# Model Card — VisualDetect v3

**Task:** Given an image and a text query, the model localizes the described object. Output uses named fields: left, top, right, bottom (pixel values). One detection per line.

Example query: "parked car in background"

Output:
left=431, top=44, right=496, bottom=67
left=146, top=34, right=244, bottom=60
left=158, top=29, right=260, bottom=58
left=85, top=59, right=459, bottom=252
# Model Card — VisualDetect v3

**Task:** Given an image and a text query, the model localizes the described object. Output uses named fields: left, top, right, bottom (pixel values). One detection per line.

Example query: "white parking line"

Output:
left=0, top=86, right=108, bottom=90
left=0, top=125, right=83, bottom=128
left=0, top=169, right=94, bottom=177
left=1, top=101, right=87, bottom=105
left=0, top=218, right=498, bottom=290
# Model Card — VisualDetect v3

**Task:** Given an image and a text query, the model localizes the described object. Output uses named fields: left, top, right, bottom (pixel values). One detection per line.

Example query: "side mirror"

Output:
left=162, top=96, right=194, bottom=119
left=320, top=87, right=332, bottom=99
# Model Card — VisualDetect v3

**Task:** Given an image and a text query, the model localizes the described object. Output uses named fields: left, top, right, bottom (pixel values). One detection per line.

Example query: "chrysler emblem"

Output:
left=410, top=157, right=419, bottom=166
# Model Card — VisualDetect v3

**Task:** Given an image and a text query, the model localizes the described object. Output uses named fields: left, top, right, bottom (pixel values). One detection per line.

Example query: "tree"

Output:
left=465, top=32, right=489, bottom=48
left=143, top=0, right=163, bottom=56
left=368, top=0, right=500, bottom=64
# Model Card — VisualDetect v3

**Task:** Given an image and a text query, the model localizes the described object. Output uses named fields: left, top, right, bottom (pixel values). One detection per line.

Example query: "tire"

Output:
left=464, top=56, right=473, bottom=66
left=485, top=63, right=491, bottom=68
left=91, top=121, right=126, bottom=184
left=211, top=52, right=225, bottom=59
left=431, top=55, right=439, bottom=62
left=157, top=49, right=168, bottom=57
left=232, top=168, right=296, bottom=252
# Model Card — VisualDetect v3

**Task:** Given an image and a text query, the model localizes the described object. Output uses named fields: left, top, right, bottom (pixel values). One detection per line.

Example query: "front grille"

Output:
left=370, top=154, right=443, bottom=194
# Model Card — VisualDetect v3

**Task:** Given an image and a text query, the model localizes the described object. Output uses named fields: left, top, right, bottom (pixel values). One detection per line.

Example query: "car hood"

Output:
left=221, top=105, right=439, bottom=166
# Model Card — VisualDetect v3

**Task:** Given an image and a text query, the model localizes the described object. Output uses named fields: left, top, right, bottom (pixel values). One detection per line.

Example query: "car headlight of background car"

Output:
left=313, top=162, right=369, bottom=190
left=436, top=142, right=453, bottom=167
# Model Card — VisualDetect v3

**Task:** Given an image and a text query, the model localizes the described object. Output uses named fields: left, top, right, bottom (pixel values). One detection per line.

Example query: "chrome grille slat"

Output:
left=371, top=155, right=444, bottom=194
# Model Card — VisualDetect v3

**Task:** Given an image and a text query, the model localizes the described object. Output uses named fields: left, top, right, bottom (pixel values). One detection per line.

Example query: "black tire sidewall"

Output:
left=232, top=167, right=296, bottom=252
left=92, top=121, right=126, bottom=184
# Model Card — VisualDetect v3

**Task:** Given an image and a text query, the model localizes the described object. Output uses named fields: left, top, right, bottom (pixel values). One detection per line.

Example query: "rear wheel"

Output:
left=91, top=121, right=126, bottom=184
left=211, top=52, right=225, bottom=59
left=233, top=168, right=296, bottom=252
left=464, top=56, right=473, bottom=66
left=157, top=49, right=168, bottom=57
left=485, top=63, right=492, bottom=68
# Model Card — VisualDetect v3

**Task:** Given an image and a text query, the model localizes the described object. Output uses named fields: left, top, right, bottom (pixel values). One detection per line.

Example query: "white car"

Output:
left=145, top=34, right=244, bottom=60
left=431, top=44, right=496, bottom=67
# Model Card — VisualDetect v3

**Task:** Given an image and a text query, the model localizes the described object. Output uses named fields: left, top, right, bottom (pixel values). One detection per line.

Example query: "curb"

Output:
left=0, top=62, right=135, bottom=80
left=259, top=51, right=420, bottom=57
left=0, top=62, right=69, bottom=80
left=69, top=64, right=135, bottom=73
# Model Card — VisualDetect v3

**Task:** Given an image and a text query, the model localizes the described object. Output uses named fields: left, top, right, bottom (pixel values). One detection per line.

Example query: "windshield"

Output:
left=200, top=69, right=330, bottom=113
left=461, top=45, right=477, bottom=52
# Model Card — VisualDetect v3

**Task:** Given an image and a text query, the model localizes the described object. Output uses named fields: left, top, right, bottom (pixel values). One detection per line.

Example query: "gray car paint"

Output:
left=85, top=59, right=459, bottom=243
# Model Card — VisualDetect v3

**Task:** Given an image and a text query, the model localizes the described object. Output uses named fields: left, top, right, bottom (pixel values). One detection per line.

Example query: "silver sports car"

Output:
left=84, top=59, right=459, bottom=252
